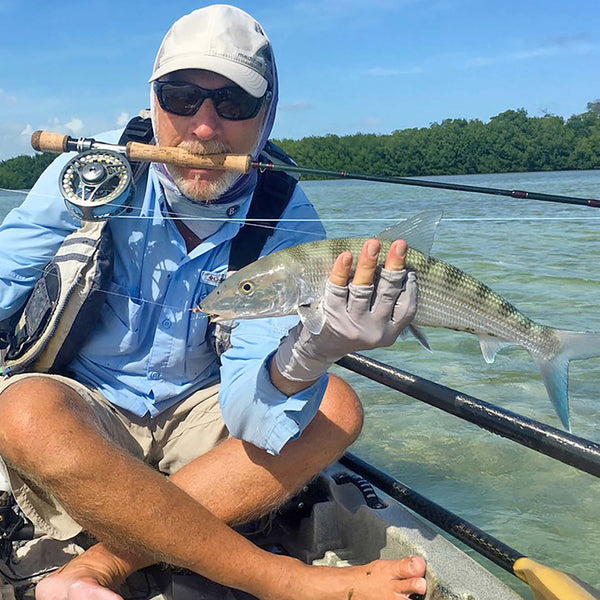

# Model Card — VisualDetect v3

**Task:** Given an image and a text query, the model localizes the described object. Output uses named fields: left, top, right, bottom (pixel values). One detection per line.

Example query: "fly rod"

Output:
left=254, top=160, right=600, bottom=209
left=31, top=131, right=600, bottom=209
left=340, top=452, right=600, bottom=600
left=337, top=353, right=600, bottom=478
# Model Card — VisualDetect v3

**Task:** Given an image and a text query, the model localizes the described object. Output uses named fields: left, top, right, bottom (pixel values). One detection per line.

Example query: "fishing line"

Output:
left=17, top=260, right=197, bottom=315
left=3, top=176, right=599, bottom=316
left=4, top=188, right=600, bottom=223
left=4, top=182, right=599, bottom=314
left=443, top=216, right=600, bottom=222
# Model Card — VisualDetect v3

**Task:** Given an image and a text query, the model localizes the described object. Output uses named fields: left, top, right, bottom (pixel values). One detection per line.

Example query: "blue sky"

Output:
left=1, top=0, right=598, bottom=160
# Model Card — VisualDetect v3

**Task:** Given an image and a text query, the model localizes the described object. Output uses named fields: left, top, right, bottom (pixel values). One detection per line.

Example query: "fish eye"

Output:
left=239, top=280, right=255, bottom=296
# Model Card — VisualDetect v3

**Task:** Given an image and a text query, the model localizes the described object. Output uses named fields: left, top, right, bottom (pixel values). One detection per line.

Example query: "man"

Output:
left=0, top=5, right=426, bottom=600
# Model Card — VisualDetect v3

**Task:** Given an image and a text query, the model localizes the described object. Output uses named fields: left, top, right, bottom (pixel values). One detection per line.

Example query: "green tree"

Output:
left=3, top=102, right=600, bottom=190
left=0, top=153, right=57, bottom=189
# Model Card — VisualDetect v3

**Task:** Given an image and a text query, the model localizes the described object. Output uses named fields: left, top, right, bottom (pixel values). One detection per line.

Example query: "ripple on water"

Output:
left=316, top=170, right=600, bottom=594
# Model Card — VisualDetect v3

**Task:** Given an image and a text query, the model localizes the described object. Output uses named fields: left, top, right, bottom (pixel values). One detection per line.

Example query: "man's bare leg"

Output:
left=36, top=373, right=368, bottom=598
left=0, top=376, right=426, bottom=600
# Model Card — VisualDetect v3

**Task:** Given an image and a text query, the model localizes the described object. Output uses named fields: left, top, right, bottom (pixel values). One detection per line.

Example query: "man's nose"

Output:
left=189, top=99, right=221, bottom=139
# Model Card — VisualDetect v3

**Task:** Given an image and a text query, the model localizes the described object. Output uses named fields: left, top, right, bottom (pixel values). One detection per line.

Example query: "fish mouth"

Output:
left=199, top=310, right=234, bottom=324
left=195, top=305, right=219, bottom=319
left=208, top=315, right=227, bottom=322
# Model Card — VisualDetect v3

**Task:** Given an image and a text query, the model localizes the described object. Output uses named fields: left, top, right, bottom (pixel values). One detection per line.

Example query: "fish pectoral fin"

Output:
left=376, top=210, right=442, bottom=256
left=477, top=335, right=510, bottom=364
left=402, top=324, right=432, bottom=351
left=298, top=304, right=326, bottom=335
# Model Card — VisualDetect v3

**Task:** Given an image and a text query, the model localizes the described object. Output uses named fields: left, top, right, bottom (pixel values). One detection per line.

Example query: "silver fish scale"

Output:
left=285, top=238, right=560, bottom=361
left=404, top=248, right=560, bottom=360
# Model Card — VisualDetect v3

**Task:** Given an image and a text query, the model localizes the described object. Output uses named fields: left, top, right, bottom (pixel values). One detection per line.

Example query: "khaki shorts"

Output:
left=0, top=373, right=228, bottom=540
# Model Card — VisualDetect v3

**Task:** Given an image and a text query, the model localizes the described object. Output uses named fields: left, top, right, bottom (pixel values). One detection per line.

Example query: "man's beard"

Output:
left=167, top=140, right=240, bottom=202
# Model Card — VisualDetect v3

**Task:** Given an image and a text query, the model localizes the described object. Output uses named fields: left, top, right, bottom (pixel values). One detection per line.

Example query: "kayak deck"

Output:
left=1, top=461, right=523, bottom=600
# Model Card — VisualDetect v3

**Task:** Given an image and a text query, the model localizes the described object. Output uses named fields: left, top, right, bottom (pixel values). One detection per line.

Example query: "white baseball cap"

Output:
left=149, top=5, right=273, bottom=98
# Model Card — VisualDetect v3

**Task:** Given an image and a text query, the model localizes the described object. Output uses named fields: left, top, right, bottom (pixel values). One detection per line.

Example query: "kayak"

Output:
left=1, top=454, right=523, bottom=600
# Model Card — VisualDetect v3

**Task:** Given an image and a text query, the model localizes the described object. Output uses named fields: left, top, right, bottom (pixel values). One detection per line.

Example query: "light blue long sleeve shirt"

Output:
left=0, top=136, right=328, bottom=454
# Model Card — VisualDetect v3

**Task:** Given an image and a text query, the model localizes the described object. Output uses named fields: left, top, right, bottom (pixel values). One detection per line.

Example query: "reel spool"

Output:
left=59, top=150, right=134, bottom=221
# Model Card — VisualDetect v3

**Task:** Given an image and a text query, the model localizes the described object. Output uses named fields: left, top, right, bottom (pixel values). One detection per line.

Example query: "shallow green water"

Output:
left=2, top=170, right=599, bottom=598
left=302, top=170, right=600, bottom=598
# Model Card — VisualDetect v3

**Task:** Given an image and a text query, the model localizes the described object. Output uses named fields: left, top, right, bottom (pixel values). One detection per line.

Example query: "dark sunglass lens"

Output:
left=160, top=84, right=203, bottom=116
left=215, top=88, right=261, bottom=120
left=156, top=82, right=264, bottom=120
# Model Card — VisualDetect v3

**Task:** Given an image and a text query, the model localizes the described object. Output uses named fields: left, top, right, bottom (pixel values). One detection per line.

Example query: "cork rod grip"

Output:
left=126, top=142, right=252, bottom=173
left=31, top=130, right=70, bottom=153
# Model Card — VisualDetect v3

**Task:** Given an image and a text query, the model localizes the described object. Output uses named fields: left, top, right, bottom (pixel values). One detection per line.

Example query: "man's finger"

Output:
left=329, top=251, right=353, bottom=286
left=352, top=239, right=380, bottom=286
left=384, top=239, right=407, bottom=271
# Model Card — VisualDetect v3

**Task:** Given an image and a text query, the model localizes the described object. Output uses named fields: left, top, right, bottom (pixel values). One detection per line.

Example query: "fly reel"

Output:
left=59, top=150, right=134, bottom=221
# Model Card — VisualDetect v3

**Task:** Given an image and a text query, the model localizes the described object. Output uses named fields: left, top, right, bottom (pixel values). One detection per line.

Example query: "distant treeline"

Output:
left=1, top=103, right=599, bottom=190
left=273, top=104, right=600, bottom=178
left=0, top=152, right=58, bottom=190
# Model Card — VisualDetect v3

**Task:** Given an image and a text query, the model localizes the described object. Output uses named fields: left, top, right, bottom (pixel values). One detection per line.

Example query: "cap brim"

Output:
left=149, top=55, right=268, bottom=97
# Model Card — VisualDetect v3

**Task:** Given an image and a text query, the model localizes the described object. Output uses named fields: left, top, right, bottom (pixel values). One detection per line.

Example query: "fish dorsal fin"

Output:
left=477, top=335, right=510, bottom=364
left=298, top=304, right=326, bottom=334
left=376, top=210, right=442, bottom=256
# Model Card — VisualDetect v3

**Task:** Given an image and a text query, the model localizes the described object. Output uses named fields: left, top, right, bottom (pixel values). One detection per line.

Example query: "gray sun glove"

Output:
left=274, top=268, right=417, bottom=382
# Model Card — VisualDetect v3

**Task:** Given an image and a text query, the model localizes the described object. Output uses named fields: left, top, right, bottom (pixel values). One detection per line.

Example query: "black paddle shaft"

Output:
left=337, top=353, right=600, bottom=478
left=340, top=452, right=522, bottom=572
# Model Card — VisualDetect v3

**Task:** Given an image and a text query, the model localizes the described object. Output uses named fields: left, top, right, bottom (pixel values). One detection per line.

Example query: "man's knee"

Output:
left=0, top=377, right=82, bottom=458
left=320, top=374, right=364, bottom=445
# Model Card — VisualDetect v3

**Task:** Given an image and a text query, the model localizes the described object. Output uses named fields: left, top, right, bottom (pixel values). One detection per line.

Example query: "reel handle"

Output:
left=31, top=131, right=70, bottom=153
left=125, top=141, right=251, bottom=173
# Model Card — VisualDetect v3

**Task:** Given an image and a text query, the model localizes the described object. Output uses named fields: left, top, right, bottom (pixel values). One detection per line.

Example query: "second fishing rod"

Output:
left=31, top=130, right=600, bottom=209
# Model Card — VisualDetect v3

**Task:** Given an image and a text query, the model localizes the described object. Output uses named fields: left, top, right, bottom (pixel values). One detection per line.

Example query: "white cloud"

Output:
left=295, top=0, right=422, bottom=14
left=280, top=0, right=424, bottom=32
left=280, top=101, right=312, bottom=112
left=65, top=118, right=84, bottom=134
left=116, top=111, right=130, bottom=127
left=464, top=38, right=597, bottom=70
left=368, top=66, right=424, bottom=76
left=0, top=89, right=17, bottom=105
left=464, top=56, right=495, bottom=68
left=40, top=117, right=84, bottom=136
left=361, top=117, right=383, bottom=128
left=0, top=122, right=35, bottom=160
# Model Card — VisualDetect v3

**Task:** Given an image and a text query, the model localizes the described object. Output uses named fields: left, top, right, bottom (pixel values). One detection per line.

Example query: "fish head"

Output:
left=199, top=256, right=300, bottom=321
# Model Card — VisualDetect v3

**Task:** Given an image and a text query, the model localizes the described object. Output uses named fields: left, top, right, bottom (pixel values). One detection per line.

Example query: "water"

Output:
left=1, top=171, right=599, bottom=597
left=302, top=170, right=600, bottom=598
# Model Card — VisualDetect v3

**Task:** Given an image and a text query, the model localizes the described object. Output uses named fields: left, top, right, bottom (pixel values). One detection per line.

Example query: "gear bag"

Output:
left=1, top=221, right=113, bottom=375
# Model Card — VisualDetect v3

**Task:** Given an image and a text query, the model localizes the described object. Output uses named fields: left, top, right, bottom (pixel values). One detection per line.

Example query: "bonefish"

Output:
left=200, top=211, right=600, bottom=430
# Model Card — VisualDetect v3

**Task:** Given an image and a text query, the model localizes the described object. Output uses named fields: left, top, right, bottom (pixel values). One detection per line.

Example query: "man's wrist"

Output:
left=269, top=351, right=321, bottom=395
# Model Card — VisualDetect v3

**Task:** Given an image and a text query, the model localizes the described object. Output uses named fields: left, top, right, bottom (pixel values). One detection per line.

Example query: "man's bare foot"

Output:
left=36, top=546, right=426, bottom=600
left=35, top=546, right=130, bottom=600
left=276, top=555, right=427, bottom=600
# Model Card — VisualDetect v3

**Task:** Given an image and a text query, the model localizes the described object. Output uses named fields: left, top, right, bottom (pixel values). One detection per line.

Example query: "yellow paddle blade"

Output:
left=514, top=557, right=600, bottom=600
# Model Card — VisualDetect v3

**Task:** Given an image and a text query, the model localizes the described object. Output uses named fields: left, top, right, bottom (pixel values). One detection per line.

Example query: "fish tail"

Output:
left=532, top=329, right=600, bottom=432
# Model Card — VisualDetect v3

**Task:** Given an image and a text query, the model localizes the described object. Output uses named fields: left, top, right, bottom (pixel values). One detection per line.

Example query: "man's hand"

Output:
left=273, top=239, right=417, bottom=384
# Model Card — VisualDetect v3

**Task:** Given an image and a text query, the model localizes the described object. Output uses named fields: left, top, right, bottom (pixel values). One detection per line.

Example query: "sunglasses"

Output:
left=154, top=81, right=271, bottom=121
